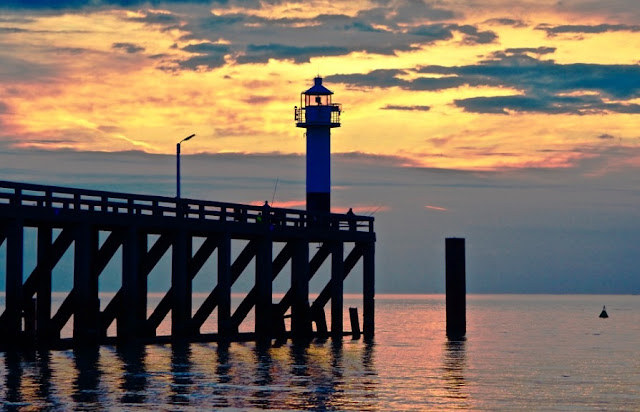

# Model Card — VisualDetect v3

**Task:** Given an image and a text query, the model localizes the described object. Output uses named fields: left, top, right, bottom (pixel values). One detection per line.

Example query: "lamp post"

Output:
left=176, top=134, right=195, bottom=199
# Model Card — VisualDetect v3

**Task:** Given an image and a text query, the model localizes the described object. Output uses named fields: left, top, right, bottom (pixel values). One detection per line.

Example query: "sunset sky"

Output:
left=1, top=0, right=639, bottom=293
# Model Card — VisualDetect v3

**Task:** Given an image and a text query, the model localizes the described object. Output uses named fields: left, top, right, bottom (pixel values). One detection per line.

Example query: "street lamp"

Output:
left=176, top=134, right=195, bottom=199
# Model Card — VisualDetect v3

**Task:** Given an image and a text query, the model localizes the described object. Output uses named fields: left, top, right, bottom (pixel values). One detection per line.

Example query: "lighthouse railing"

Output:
left=0, top=180, right=373, bottom=232
left=295, top=103, right=341, bottom=125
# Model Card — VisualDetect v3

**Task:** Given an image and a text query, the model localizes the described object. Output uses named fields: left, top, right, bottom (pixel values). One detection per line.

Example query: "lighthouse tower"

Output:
left=295, top=76, right=341, bottom=214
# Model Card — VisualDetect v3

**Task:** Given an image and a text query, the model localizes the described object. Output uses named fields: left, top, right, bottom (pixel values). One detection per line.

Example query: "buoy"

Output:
left=599, top=306, right=608, bottom=318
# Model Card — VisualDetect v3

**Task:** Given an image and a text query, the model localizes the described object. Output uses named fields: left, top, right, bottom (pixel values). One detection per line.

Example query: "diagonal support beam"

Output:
left=48, top=230, right=125, bottom=338
left=276, top=242, right=332, bottom=315
left=145, top=235, right=220, bottom=334
left=0, top=220, right=7, bottom=246
left=93, top=230, right=126, bottom=278
left=22, top=228, right=75, bottom=301
left=309, top=243, right=365, bottom=315
left=101, top=233, right=173, bottom=333
left=190, top=239, right=259, bottom=332
left=228, top=241, right=295, bottom=331
left=50, top=289, right=76, bottom=334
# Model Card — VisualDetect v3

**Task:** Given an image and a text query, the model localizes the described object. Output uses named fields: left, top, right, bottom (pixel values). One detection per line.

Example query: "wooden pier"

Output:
left=0, top=180, right=375, bottom=349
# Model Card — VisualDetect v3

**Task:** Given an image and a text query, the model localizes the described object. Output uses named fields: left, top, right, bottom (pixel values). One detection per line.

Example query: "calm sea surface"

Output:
left=1, top=294, right=639, bottom=411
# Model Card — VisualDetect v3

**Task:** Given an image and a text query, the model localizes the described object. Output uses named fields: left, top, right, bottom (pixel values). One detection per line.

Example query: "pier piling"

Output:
left=446, top=237, right=466, bottom=339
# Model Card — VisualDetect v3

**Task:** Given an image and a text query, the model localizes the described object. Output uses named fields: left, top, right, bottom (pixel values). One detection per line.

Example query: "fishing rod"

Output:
left=367, top=206, right=382, bottom=216
left=271, top=177, right=279, bottom=206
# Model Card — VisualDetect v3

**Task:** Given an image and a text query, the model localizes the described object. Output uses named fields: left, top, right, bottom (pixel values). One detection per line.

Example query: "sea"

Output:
left=1, top=294, right=639, bottom=411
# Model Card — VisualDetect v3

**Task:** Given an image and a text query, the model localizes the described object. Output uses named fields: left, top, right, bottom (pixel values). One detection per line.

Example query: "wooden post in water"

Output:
left=291, top=239, right=311, bottom=340
left=4, top=218, right=23, bottom=343
left=172, top=228, right=192, bottom=339
left=255, top=235, right=273, bottom=339
left=446, top=237, right=466, bottom=339
left=331, top=241, right=344, bottom=339
left=73, top=224, right=100, bottom=343
left=36, top=224, right=52, bottom=342
left=349, top=307, right=361, bottom=339
left=363, top=241, right=375, bottom=340
left=120, top=226, right=146, bottom=340
left=217, top=233, right=232, bottom=338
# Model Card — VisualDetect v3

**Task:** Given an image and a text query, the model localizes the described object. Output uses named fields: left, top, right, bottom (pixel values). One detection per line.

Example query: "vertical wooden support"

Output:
left=172, top=228, right=192, bottom=339
left=119, top=227, right=146, bottom=340
left=23, top=298, right=36, bottom=339
left=349, top=307, right=361, bottom=339
left=255, top=235, right=272, bottom=339
left=73, top=224, right=100, bottom=343
left=5, top=219, right=24, bottom=338
left=36, top=225, right=52, bottom=341
left=331, top=240, right=344, bottom=338
left=217, top=233, right=232, bottom=337
left=4, top=218, right=23, bottom=342
left=363, top=241, right=375, bottom=340
left=446, top=237, right=466, bottom=339
left=291, top=240, right=311, bottom=340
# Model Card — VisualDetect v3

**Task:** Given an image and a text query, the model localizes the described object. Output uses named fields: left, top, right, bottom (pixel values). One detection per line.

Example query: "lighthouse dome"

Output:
left=303, top=76, right=333, bottom=95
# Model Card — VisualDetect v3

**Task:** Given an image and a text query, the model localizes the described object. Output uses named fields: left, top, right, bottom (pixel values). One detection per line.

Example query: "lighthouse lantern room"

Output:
left=295, top=76, right=341, bottom=214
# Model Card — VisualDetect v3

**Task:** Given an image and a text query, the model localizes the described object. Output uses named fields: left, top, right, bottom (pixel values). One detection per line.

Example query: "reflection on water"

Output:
left=442, top=338, right=468, bottom=404
left=3, top=295, right=639, bottom=410
left=0, top=340, right=378, bottom=410
left=117, top=344, right=147, bottom=405
left=73, top=346, right=102, bottom=405
left=169, top=342, right=192, bottom=406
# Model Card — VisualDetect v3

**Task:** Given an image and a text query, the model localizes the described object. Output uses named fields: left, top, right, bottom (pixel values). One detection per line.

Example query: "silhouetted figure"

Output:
left=262, top=201, right=274, bottom=230
left=346, top=208, right=356, bottom=231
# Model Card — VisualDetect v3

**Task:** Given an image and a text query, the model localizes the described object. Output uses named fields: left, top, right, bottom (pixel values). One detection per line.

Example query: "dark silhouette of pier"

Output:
left=0, top=180, right=375, bottom=349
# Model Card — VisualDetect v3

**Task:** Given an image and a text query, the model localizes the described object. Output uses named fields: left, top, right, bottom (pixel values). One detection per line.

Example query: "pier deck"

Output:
left=0, top=180, right=375, bottom=349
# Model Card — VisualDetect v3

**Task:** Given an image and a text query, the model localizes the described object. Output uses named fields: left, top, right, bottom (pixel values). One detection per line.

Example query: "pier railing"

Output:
left=0, top=180, right=373, bottom=232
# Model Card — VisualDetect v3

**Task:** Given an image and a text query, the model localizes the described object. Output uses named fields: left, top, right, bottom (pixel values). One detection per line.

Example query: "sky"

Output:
left=1, top=0, right=639, bottom=294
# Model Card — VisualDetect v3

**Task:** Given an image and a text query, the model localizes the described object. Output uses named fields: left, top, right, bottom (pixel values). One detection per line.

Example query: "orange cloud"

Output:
left=425, top=205, right=448, bottom=211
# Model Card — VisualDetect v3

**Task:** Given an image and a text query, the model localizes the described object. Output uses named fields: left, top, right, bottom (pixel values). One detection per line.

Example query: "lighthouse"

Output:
left=295, top=76, right=341, bottom=214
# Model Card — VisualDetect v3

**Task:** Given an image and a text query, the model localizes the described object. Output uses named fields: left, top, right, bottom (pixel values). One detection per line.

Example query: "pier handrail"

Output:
left=0, top=180, right=374, bottom=232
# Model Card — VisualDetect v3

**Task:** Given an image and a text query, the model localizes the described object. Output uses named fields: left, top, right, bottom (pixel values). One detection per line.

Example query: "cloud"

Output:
left=407, top=24, right=455, bottom=42
left=112, top=42, right=145, bottom=54
left=0, top=0, right=223, bottom=11
left=126, top=10, right=182, bottom=26
left=0, top=55, right=57, bottom=82
left=172, top=8, right=497, bottom=70
left=327, top=69, right=407, bottom=89
left=358, top=0, right=456, bottom=26
left=0, top=27, right=29, bottom=33
left=236, top=44, right=351, bottom=64
left=501, top=46, right=556, bottom=56
left=381, top=105, right=431, bottom=111
left=172, top=42, right=232, bottom=70
left=334, top=151, right=420, bottom=167
left=407, top=23, right=497, bottom=45
left=329, top=53, right=640, bottom=115
left=484, top=18, right=527, bottom=28
left=425, top=205, right=447, bottom=211
left=536, top=23, right=640, bottom=36
left=454, top=95, right=640, bottom=115
left=454, top=24, right=498, bottom=44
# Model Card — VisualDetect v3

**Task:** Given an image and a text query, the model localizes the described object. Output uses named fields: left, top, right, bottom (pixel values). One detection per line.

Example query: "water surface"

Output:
left=1, top=294, right=639, bottom=410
